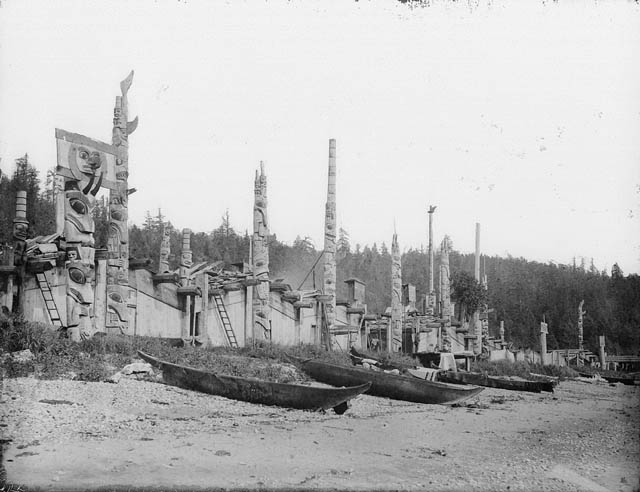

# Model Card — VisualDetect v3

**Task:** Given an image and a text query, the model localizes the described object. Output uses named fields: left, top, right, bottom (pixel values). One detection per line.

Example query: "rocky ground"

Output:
left=1, top=369, right=639, bottom=491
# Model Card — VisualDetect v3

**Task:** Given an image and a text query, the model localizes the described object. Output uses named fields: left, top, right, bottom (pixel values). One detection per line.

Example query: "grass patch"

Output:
left=0, top=313, right=359, bottom=383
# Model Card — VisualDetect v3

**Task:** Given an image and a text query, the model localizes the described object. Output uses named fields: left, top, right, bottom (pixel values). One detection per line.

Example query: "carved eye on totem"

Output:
left=111, top=210, right=124, bottom=221
left=69, top=198, right=88, bottom=215
left=109, top=292, right=124, bottom=303
left=77, top=147, right=102, bottom=171
left=68, top=267, right=86, bottom=284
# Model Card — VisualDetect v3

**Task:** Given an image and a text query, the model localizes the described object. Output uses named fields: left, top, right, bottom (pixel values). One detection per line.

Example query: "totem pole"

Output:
left=252, top=162, right=271, bottom=340
left=12, top=191, right=28, bottom=264
left=439, top=235, right=452, bottom=320
left=179, top=229, right=193, bottom=287
left=55, top=129, right=119, bottom=340
left=11, top=191, right=29, bottom=311
left=426, top=205, right=437, bottom=314
left=473, top=222, right=482, bottom=354
left=480, top=255, right=489, bottom=352
left=322, top=139, right=337, bottom=349
left=390, top=231, right=403, bottom=352
left=180, top=228, right=194, bottom=342
left=578, top=300, right=586, bottom=363
left=106, top=71, right=138, bottom=334
left=158, top=226, right=171, bottom=274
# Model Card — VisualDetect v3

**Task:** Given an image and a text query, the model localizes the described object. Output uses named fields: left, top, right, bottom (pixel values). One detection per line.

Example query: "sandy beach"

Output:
left=1, top=374, right=638, bottom=491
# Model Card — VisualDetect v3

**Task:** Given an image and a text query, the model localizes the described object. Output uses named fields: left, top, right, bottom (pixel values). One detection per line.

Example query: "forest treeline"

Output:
left=2, top=157, right=639, bottom=355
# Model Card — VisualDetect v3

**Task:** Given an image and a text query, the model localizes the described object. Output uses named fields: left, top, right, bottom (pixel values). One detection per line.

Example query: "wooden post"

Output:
left=180, top=229, right=193, bottom=344
left=12, top=191, right=28, bottom=311
left=426, top=206, right=437, bottom=314
left=94, top=257, right=107, bottom=334
left=540, top=320, right=548, bottom=365
left=158, top=226, right=171, bottom=273
left=599, top=335, right=606, bottom=369
left=252, top=162, right=270, bottom=340
left=500, top=320, right=505, bottom=343
left=322, top=139, right=337, bottom=350
left=390, top=231, right=402, bottom=352
left=474, top=223, right=481, bottom=354
left=245, top=279, right=253, bottom=346
left=439, top=236, right=452, bottom=320
left=200, top=270, right=208, bottom=345
left=578, top=300, right=585, bottom=351
left=106, top=71, right=138, bottom=335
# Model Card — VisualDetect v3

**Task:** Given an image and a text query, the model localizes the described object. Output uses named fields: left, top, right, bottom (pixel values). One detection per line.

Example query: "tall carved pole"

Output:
left=106, top=71, right=138, bottom=334
left=426, top=205, right=437, bottom=315
left=180, top=228, right=193, bottom=343
left=480, top=255, right=489, bottom=351
left=56, top=130, right=110, bottom=340
left=390, top=231, right=403, bottom=352
left=439, top=236, right=452, bottom=320
left=12, top=191, right=29, bottom=310
left=578, top=300, right=586, bottom=355
left=473, top=223, right=482, bottom=354
left=252, top=162, right=270, bottom=340
left=12, top=191, right=28, bottom=264
left=158, top=226, right=171, bottom=274
left=322, top=139, right=337, bottom=349
left=179, top=229, right=193, bottom=287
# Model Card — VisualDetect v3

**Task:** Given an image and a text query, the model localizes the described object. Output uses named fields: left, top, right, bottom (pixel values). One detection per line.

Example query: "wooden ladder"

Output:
left=212, top=292, right=238, bottom=348
left=35, top=272, right=64, bottom=328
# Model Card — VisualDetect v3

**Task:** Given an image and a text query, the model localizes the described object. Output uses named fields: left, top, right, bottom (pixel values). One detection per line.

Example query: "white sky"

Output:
left=1, top=0, right=639, bottom=274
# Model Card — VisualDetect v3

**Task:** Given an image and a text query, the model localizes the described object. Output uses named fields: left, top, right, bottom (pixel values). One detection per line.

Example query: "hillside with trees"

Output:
left=1, top=158, right=638, bottom=356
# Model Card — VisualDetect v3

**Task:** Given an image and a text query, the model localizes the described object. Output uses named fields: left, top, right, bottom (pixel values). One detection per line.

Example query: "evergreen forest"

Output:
left=2, top=157, right=639, bottom=356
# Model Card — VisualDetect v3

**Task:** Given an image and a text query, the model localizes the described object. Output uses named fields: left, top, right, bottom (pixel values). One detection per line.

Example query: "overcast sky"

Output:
left=1, top=0, right=639, bottom=274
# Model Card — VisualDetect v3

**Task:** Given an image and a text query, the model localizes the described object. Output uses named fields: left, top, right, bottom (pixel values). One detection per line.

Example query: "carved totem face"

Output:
left=66, top=262, right=94, bottom=328
left=65, top=144, right=106, bottom=197
left=12, top=221, right=28, bottom=242
left=77, top=147, right=103, bottom=173
left=107, top=286, right=129, bottom=328
left=64, top=189, right=96, bottom=246
left=181, top=251, right=193, bottom=268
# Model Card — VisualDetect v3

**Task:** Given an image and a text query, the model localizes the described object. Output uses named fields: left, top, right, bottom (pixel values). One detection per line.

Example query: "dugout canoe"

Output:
left=577, top=370, right=638, bottom=386
left=296, top=358, right=484, bottom=405
left=437, top=371, right=555, bottom=393
left=137, top=351, right=371, bottom=414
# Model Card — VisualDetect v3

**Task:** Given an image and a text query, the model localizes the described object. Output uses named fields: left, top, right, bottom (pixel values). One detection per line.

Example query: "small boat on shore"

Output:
left=295, top=358, right=484, bottom=405
left=577, top=370, right=639, bottom=386
left=137, top=351, right=371, bottom=414
left=437, top=370, right=555, bottom=393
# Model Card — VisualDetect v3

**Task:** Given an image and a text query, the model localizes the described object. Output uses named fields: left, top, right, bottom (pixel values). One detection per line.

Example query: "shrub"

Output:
left=0, top=313, right=61, bottom=354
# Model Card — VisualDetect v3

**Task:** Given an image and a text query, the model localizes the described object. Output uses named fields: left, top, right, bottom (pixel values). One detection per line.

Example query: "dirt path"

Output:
left=1, top=375, right=638, bottom=491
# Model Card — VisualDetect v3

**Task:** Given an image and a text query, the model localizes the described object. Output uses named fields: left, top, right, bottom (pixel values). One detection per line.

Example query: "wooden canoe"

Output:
left=437, top=371, right=555, bottom=393
left=297, top=358, right=484, bottom=405
left=577, top=371, right=638, bottom=386
left=137, top=351, right=371, bottom=414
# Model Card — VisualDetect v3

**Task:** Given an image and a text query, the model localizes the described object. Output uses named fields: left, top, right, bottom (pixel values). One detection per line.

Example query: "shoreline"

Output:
left=1, top=376, right=639, bottom=491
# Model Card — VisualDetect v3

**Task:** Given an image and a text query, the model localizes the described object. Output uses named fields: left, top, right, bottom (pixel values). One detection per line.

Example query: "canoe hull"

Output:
left=577, top=371, right=637, bottom=385
left=438, top=371, right=555, bottom=393
left=299, top=359, right=484, bottom=405
left=137, top=351, right=371, bottom=412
